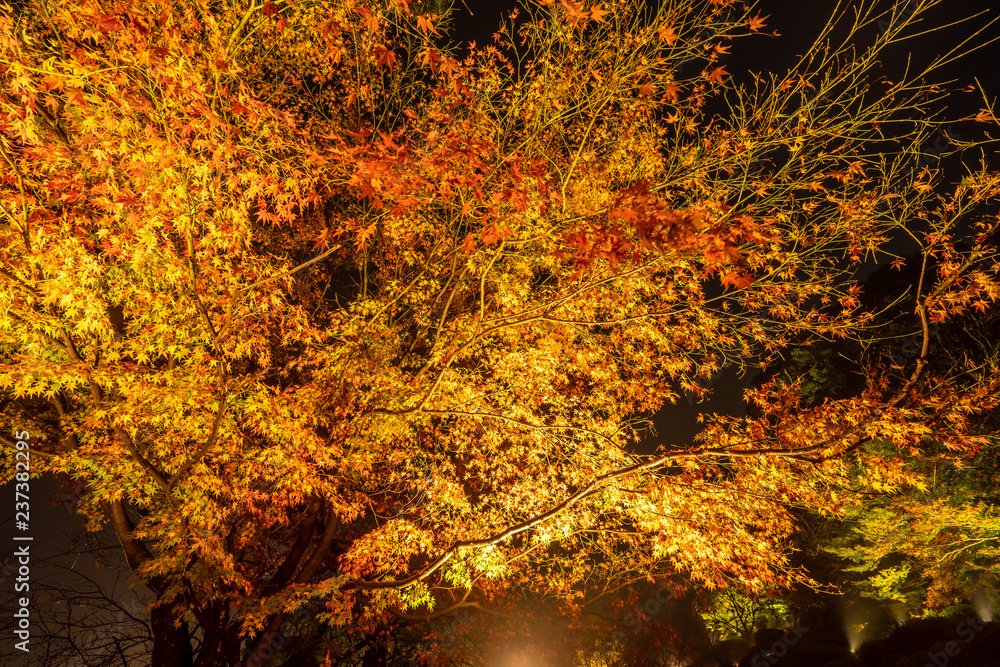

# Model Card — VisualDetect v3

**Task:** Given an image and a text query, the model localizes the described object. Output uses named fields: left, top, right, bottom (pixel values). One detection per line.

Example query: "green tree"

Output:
left=767, top=261, right=1000, bottom=617
left=701, top=588, right=793, bottom=643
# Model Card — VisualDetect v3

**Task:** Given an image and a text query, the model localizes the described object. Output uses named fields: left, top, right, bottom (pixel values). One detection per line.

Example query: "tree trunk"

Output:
left=150, top=602, right=193, bottom=667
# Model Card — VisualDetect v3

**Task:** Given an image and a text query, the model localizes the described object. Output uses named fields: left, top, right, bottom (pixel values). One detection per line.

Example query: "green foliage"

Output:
left=829, top=450, right=1000, bottom=614
left=701, top=588, right=793, bottom=642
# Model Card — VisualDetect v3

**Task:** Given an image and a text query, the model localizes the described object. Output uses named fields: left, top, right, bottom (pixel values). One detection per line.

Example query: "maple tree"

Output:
left=700, top=587, right=791, bottom=643
left=827, top=400, right=1000, bottom=617
left=758, top=266, right=1000, bottom=621
left=2, top=0, right=1000, bottom=665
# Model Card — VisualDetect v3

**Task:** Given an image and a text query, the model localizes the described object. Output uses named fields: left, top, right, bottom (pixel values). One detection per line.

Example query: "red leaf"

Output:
left=707, top=66, right=729, bottom=86
left=721, top=271, right=754, bottom=289
left=374, top=46, right=397, bottom=69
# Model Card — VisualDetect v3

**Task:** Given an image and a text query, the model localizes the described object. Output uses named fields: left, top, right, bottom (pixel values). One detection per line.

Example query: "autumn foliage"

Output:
left=2, top=0, right=1000, bottom=664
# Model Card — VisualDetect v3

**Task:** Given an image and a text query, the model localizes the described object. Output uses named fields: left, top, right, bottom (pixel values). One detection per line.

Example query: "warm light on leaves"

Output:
left=1, top=0, right=999, bottom=664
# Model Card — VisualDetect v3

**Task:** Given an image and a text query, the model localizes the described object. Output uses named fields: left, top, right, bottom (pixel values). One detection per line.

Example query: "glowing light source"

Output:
left=972, top=588, right=994, bottom=623
left=496, top=647, right=544, bottom=667
left=844, top=621, right=865, bottom=652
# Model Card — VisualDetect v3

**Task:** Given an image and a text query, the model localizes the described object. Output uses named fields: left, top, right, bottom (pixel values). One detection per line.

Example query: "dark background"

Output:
left=446, top=0, right=1000, bottom=448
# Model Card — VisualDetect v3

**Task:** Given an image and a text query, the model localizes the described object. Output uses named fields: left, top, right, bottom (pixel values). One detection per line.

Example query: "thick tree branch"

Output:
left=0, top=137, right=32, bottom=251
left=0, top=266, right=40, bottom=298
left=115, top=426, right=173, bottom=505
left=294, top=500, right=342, bottom=585
left=167, top=389, right=230, bottom=493
left=105, top=499, right=154, bottom=576
left=344, top=294, right=939, bottom=594
left=259, top=498, right=322, bottom=598
left=240, top=243, right=343, bottom=294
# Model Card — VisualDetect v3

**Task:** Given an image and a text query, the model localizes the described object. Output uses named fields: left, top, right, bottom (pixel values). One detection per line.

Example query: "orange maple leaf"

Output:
left=747, top=12, right=768, bottom=32
left=319, top=16, right=341, bottom=38
left=590, top=4, right=610, bottom=23
left=974, top=109, right=997, bottom=123
left=416, top=14, right=440, bottom=36
left=663, top=81, right=681, bottom=102
left=721, top=271, right=754, bottom=289
left=419, top=47, right=440, bottom=69
left=374, top=46, right=397, bottom=69
left=657, top=24, right=678, bottom=45
left=313, top=228, right=332, bottom=250
left=706, top=66, right=729, bottom=85
left=561, top=0, right=586, bottom=25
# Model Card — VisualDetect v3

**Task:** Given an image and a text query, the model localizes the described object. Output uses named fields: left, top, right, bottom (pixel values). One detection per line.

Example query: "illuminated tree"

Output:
left=701, top=588, right=792, bottom=643
left=2, top=0, right=999, bottom=665
left=766, top=264, right=1000, bottom=618
left=829, top=423, right=1000, bottom=615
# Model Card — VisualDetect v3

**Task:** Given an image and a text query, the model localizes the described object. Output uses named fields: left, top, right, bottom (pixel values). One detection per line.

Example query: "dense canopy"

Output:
left=2, top=0, right=999, bottom=665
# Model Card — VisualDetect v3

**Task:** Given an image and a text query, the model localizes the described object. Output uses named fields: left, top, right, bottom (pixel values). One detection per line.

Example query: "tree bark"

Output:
left=150, top=603, right=193, bottom=667
left=106, top=499, right=195, bottom=666
left=241, top=501, right=342, bottom=667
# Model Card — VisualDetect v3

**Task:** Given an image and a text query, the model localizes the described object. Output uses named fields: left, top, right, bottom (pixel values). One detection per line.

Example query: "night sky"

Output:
left=447, top=0, right=1000, bottom=449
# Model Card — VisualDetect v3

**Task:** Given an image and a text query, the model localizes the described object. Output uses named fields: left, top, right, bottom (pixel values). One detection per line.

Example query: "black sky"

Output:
left=447, top=0, right=1000, bottom=448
